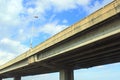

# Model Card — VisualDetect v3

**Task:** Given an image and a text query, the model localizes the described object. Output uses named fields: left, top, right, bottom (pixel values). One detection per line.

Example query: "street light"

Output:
left=30, top=16, right=38, bottom=49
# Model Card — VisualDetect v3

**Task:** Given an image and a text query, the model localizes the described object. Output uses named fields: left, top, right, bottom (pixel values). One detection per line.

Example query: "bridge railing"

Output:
left=0, top=0, right=120, bottom=70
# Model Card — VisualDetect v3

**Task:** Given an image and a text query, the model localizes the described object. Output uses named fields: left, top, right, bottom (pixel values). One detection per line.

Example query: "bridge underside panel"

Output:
left=50, top=33, right=120, bottom=69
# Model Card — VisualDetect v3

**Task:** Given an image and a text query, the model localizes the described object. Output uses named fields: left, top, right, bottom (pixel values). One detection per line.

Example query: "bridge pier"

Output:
left=14, top=76, right=21, bottom=80
left=0, top=77, right=2, bottom=80
left=60, top=69, right=74, bottom=80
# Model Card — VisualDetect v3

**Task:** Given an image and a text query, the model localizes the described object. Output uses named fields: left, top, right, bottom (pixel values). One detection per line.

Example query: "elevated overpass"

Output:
left=0, top=0, right=120, bottom=80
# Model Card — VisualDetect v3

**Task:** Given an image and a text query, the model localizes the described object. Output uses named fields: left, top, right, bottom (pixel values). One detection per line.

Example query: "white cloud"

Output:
left=0, top=0, right=23, bottom=26
left=50, top=0, right=91, bottom=12
left=25, top=0, right=91, bottom=16
left=39, top=22, right=67, bottom=35
left=62, top=19, right=68, bottom=24
left=0, top=0, right=29, bottom=41
left=0, top=38, right=29, bottom=65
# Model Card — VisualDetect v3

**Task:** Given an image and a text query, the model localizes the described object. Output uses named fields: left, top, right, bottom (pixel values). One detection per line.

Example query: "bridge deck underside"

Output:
left=50, top=33, right=120, bottom=68
left=2, top=32, right=120, bottom=78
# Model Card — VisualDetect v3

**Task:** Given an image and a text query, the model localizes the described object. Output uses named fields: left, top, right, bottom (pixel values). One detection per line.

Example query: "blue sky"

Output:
left=0, top=0, right=120, bottom=80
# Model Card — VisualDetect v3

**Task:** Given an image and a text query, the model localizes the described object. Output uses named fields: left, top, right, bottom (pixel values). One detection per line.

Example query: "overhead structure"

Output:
left=0, top=0, right=120, bottom=80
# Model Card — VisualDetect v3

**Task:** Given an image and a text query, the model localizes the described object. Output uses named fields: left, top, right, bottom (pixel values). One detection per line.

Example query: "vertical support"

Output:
left=0, top=77, right=2, bottom=80
left=14, top=76, right=21, bottom=80
left=60, top=69, right=74, bottom=80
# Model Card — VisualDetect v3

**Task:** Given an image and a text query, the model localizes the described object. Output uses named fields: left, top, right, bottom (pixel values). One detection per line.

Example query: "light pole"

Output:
left=30, top=16, right=38, bottom=49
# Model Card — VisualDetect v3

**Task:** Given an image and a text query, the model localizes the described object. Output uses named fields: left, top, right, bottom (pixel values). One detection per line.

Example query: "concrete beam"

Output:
left=60, top=69, right=74, bottom=80
left=14, top=76, right=21, bottom=80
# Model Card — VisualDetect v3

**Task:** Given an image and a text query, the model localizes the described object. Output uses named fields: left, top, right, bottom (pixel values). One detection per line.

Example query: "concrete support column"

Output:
left=0, top=77, right=2, bottom=80
left=60, top=69, right=74, bottom=80
left=14, top=76, right=21, bottom=80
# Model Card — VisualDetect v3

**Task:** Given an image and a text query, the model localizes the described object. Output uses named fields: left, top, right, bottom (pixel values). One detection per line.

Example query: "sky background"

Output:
left=0, top=0, right=120, bottom=80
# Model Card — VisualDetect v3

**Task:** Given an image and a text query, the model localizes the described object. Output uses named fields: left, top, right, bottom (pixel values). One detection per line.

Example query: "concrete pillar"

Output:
left=0, top=77, right=2, bottom=80
left=60, top=69, right=74, bottom=80
left=14, top=76, right=21, bottom=80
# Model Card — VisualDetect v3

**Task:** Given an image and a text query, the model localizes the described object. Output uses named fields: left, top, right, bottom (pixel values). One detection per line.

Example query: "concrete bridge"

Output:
left=0, top=0, right=120, bottom=80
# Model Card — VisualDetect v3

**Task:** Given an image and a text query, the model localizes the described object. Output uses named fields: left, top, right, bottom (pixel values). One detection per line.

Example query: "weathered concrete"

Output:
left=14, top=76, right=21, bottom=80
left=60, top=69, right=74, bottom=80
left=0, top=78, right=2, bottom=80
